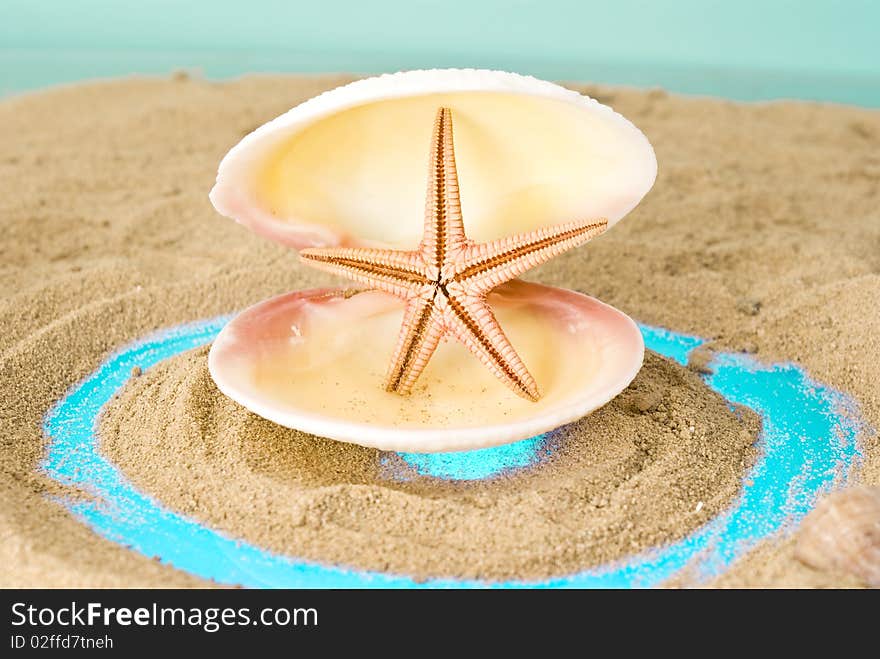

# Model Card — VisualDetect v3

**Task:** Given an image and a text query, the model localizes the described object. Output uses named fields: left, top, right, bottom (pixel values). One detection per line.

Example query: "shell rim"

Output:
left=209, top=68, right=659, bottom=250
left=207, top=284, right=646, bottom=453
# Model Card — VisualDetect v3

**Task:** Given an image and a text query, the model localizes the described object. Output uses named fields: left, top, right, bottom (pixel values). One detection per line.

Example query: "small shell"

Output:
left=794, top=486, right=880, bottom=587
left=210, top=68, right=656, bottom=250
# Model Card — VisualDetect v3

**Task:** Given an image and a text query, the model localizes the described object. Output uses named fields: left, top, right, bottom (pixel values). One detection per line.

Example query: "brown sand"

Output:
left=1, top=74, right=878, bottom=587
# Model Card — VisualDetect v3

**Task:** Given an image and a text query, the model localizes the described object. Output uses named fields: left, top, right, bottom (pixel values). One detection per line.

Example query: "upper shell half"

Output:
left=210, top=69, right=657, bottom=249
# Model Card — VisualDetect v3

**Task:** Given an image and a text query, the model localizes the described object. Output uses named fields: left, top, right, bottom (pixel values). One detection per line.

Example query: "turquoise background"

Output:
left=2, top=1, right=879, bottom=105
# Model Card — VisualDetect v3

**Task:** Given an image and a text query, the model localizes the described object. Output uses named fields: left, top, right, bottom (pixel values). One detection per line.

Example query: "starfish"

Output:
left=300, top=107, right=607, bottom=401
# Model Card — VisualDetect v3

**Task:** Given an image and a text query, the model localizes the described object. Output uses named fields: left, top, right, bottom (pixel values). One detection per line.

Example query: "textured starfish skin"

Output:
left=300, top=107, right=607, bottom=401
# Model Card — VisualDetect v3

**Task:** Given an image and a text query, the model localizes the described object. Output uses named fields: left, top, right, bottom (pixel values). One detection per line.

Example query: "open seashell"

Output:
left=208, top=69, right=655, bottom=452
left=794, top=486, right=880, bottom=587
left=208, top=281, right=644, bottom=452
left=210, top=69, right=656, bottom=250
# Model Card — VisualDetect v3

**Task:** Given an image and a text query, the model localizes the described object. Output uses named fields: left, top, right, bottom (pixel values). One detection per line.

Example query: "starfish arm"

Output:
left=453, top=218, right=608, bottom=294
left=440, top=293, right=539, bottom=401
left=300, top=247, right=429, bottom=298
left=420, top=107, right=467, bottom=277
left=384, top=294, right=445, bottom=395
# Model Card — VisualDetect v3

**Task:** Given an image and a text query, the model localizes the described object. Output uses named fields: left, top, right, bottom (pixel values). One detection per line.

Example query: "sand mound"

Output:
left=100, top=349, right=756, bottom=581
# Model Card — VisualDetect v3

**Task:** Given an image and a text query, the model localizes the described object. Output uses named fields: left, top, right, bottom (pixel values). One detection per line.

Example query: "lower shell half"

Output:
left=208, top=280, right=644, bottom=452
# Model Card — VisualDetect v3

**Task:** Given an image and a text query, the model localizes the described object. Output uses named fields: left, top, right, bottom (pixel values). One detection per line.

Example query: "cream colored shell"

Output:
left=208, top=282, right=645, bottom=452
left=208, top=70, right=655, bottom=452
left=210, top=69, right=657, bottom=250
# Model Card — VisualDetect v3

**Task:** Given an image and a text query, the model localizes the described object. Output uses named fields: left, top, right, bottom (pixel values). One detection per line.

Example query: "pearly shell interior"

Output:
left=208, top=281, right=644, bottom=452
left=210, top=69, right=656, bottom=250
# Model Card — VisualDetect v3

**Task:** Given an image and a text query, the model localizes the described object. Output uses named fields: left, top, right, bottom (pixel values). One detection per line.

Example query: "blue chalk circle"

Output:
left=42, top=316, right=864, bottom=587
